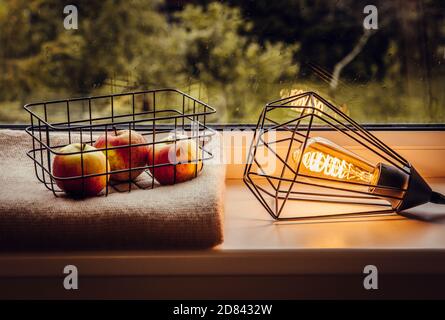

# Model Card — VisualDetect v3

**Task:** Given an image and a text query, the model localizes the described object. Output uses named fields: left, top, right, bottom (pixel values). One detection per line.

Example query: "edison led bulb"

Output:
left=293, top=137, right=377, bottom=185
left=292, top=137, right=414, bottom=209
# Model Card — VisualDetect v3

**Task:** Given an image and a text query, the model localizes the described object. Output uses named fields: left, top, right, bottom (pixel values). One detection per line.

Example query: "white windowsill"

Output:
left=1, top=130, right=445, bottom=279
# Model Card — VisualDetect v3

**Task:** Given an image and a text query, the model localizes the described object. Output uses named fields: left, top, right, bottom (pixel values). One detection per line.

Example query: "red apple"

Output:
left=147, top=134, right=203, bottom=185
left=53, top=143, right=109, bottom=196
left=94, top=129, right=148, bottom=181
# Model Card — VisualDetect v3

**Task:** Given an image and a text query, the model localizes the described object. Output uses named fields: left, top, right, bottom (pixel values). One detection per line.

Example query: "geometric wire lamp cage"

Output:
left=244, top=91, right=444, bottom=221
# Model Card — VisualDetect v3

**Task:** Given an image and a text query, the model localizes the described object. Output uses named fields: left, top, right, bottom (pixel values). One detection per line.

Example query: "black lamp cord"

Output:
left=430, top=191, right=445, bottom=204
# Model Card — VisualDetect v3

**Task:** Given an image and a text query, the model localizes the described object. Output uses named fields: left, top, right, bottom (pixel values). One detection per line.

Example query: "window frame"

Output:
left=2, top=124, right=445, bottom=131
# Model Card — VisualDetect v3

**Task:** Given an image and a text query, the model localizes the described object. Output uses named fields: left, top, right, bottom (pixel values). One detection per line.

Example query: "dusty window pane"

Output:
left=0, top=0, right=444, bottom=124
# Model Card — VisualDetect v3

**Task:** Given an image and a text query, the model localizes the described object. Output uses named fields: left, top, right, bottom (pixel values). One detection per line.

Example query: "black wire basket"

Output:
left=24, top=88, right=216, bottom=197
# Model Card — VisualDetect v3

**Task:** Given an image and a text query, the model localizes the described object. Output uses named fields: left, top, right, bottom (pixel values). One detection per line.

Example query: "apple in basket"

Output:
left=94, top=128, right=149, bottom=181
left=147, top=133, right=203, bottom=185
left=53, top=143, right=110, bottom=196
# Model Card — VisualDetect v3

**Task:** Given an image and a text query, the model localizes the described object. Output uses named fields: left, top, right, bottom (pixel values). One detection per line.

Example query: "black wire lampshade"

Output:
left=243, top=91, right=443, bottom=221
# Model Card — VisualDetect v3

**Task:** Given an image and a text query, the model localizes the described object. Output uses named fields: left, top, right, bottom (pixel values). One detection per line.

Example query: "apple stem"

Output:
left=82, top=143, right=86, bottom=152
left=113, top=126, right=118, bottom=136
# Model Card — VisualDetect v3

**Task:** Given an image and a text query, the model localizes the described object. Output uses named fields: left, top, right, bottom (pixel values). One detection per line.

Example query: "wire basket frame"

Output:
left=243, top=91, right=411, bottom=221
left=24, top=88, right=216, bottom=197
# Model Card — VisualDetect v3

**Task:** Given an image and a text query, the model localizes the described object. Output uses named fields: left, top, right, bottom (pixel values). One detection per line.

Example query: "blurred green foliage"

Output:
left=0, top=0, right=444, bottom=124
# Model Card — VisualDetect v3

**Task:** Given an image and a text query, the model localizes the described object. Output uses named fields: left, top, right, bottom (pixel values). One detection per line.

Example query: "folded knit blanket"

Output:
left=0, top=130, right=224, bottom=250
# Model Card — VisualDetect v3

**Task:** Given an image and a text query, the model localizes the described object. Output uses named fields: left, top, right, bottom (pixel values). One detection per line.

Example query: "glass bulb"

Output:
left=292, top=137, right=409, bottom=209
left=293, top=137, right=377, bottom=185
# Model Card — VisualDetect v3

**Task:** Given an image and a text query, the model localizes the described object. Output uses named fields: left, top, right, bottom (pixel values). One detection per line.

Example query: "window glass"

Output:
left=0, top=0, right=444, bottom=124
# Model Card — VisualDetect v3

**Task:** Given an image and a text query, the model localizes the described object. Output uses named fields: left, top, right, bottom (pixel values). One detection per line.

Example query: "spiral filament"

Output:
left=301, top=150, right=373, bottom=183
left=293, top=137, right=377, bottom=185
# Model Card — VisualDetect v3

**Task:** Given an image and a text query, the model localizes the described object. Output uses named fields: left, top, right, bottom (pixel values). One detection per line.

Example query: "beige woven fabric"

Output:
left=0, top=130, right=224, bottom=250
